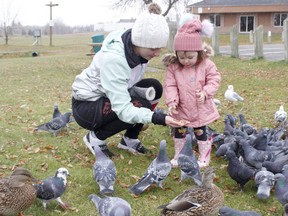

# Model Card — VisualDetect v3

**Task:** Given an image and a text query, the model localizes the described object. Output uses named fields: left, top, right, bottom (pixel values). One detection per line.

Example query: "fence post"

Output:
left=267, top=31, right=271, bottom=43
left=168, top=23, right=177, bottom=53
left=230, top=25, right=239, bottom=58
left=212, top=27, right=219, bottom=55
left=249, top=30, right=254, bottom=43
left=254, top=25, right=263, bottom=59
left=284, top=18, right=288, bottom=62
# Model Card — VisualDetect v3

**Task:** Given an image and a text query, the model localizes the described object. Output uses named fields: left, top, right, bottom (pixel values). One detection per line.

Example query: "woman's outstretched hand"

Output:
left=165, top=116, right=190, bottom=127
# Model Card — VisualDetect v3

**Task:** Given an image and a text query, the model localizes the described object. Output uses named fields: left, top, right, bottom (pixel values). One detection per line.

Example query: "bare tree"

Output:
left=0, top=0, right=18, bottom=45
left=110, top=0, right=181, bottom=17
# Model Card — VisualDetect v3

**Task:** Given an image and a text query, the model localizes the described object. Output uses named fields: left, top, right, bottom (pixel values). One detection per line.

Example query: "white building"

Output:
left=94, top=18, right=136, bottom=32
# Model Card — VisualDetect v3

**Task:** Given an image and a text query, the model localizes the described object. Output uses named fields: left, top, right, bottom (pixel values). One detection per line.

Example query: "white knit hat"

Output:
left=132, top=3, right=169, bottom=48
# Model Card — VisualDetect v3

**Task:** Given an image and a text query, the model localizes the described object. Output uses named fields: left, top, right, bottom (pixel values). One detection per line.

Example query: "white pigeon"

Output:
left=274, top=105, right=287, bottom=124
left=93, top=144, right=117, bottom=195
left=129, top=140, right=171, bottom=195
left=88, top=194, right=131, bottom=216
left=224, top=85, right=244, bottom=102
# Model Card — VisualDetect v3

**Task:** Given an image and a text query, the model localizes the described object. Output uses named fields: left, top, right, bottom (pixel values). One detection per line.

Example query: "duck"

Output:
left=158, top=167, right=224, bottom=216
left=0, top=167, right=37, bottom=216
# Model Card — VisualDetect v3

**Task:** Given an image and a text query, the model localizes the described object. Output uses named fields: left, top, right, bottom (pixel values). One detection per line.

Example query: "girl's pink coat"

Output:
left=164, top=58, right=221, bottom=128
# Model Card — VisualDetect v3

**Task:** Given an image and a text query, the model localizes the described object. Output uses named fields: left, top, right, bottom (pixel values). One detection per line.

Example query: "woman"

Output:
left=72, top=3, right=189, bottom=158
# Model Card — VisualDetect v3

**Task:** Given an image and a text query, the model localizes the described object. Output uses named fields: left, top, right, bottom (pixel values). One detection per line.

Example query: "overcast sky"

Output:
left=0, top=0, right=198, bottom=26
left=0, top=0, right=140, bottom=26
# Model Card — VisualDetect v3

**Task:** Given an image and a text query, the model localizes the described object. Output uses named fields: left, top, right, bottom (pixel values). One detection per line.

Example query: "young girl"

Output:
left=163, top=17, right=221, bottom=168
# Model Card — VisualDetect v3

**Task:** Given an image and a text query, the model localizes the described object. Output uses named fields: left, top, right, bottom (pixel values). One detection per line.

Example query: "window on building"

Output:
left=240, top=15, right=254, bottom=33
left=208, top=14, right=221, bottom=27
left=274, top=13, right=288, bottom=27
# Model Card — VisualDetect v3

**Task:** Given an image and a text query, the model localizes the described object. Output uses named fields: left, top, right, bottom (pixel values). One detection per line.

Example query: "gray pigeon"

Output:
left=254, top=167, right=275, bottom=199
left=177, top=134, right=202, bottom=186
left=224, top=116, right=235, bottom=135
left=34, top=112, right=72, bottom=136
left=34, top=167, right=70, bottom=210
left=284, top=203, right=288, bottom=216
left=252, top=129, right=268, bottom=151
left=52, top=103, right=61, bottom=119
left=239, top=113, right=255, bottom=135
left=274, top=173, right=288, bottom=205
left=226, top=113, right=237, bottom=128
left=93, top=144, right=117, bottom=195
left=219, top=206, right=262, bottom=216
left=215, top=140, right=238, bottom=157
left=225, top=150, right=255, bottom=191
left=262, top=157, right=288, bottom=174
left=239, top=139, right=273, bottom=169
left=224, top=85, right=244, bottom=102
left=129, top=140, right=171, bottom=195
left=88, top=194, right=131, bottom=216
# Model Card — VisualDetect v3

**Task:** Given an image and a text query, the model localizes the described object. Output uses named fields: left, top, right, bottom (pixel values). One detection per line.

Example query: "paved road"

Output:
left=219, top=43, right=286, bottom=61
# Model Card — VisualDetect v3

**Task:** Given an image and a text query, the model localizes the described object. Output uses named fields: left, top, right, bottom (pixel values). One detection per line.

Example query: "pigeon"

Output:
left=275, top=105, right=287, bottom=124
left=34, top=111, right=72, bottom=136
left=252, top=129, right=268, bottom=151
left=212, top=133, right=225, bottom=149
left=284, top=203, right=288, bottom=216
left=274, top=173, right=288, bottom=205
left=34, top=167, right=70, bottom=210
left=177, top=134, right=202, bottom=186
left=239, top=139, right=273, bottom=169
left=52, top=103, right=75, bottom=123
left=224, top=117, right=235, bottom=135
left=218, top=206, right=262, bottom=216
left=93, top=144, right=117, bottom=195
left=238, top=113, right=255, bottom=135
left=225, top=150, right=255, bottom=191
left=262, top=157, right=288, bottom=174
left=0, top=168, right=37, bottom=216
left=215, top=140, right=238, bottom=157
left=88, top=194, right=131, bottom=216
left=224, top=84, right=244, bottom=102
left=226, top=113, right=237, bottom=128
left=52, top=103, right=62, bottom=119
left=213, top=98, right=221, bottom=107
left=158, top=167, right=224, bottom=216
left=129, top=140, right=171, bottom=195
left=254, top=167, right=275, bottom=199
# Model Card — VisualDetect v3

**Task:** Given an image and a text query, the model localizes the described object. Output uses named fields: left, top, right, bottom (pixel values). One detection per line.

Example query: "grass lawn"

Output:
left=0, top=33, right=287, bottom=215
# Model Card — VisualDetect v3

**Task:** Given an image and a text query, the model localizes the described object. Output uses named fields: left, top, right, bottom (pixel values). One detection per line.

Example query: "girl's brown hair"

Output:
left=162, top=42, right=214, bottom=68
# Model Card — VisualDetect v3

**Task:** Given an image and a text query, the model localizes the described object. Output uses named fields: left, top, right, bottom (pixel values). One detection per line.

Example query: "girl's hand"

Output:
left=196, top=90, right=205, bottom=104
left=168, top=105, right=178, bottom=115
left=165, top=116, right=190, bottom=127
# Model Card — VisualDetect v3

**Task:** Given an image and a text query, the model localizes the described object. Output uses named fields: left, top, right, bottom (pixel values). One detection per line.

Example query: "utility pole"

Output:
left=45, top=1, right=58, bottom=46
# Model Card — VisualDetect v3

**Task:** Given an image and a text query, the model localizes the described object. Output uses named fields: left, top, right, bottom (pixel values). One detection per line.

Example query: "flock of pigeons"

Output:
left=1, top=88, right=287, bottom=215
left=213, top=105, right=288, bottom=215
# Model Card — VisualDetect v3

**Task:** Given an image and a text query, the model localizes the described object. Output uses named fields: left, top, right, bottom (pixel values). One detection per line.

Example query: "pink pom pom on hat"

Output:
left=173, top=18, right=214, bottom=51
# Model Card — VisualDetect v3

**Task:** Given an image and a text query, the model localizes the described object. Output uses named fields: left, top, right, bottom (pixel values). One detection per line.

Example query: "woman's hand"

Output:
left=165, top=116, right=190, bottom=127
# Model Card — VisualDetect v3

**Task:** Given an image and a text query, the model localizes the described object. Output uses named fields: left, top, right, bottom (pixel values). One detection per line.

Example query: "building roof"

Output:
left=189, top=0, right=288, bottom=7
